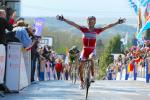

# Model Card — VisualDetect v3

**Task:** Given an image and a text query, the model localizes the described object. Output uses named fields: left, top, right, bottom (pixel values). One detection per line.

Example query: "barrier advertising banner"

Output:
left=6, top=43, right=21, bottom=91
left=0, top=44, right=6, bottom=84
left=23, top=50, right=31, bottom=85
left=6, top=42, right=31, bottom=92
left=19, top=50, right=31, bottom=89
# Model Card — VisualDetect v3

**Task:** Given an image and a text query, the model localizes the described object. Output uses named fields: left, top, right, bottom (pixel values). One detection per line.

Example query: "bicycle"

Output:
left=83, top=59, right=93, bottom=100
left=70, top=61, right=78, bottom=84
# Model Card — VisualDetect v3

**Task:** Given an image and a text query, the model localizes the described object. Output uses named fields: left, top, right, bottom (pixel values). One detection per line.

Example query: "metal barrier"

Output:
left=0, top=44, right=6, bottom=84
left=118, top=59, right=150, bottom=83
left=5, top=42, right=31, bottom=92
left=0, top=44, right=6, bottom=97
left=145, top=59, right=150, bottom=83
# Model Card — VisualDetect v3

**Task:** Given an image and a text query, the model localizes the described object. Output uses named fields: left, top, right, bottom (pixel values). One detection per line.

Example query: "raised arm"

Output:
left=100, top=18, right=126, bottom=31
left=56, top=15, right=81, bottom=30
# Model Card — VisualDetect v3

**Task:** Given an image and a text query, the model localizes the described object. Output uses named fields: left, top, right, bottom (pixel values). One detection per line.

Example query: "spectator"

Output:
left=43, top=45, right=51, bottom=80
left=64, top=56, right=70, bottom=80
left=16, top=17, right=24, bottom=22
left=55, top=58, right=63, bottom=80
left=42, top=45, right=51, bottom=61
left=9, top=10, right=16, bottom=25
left=1, top=5, right=13, bottom=21
left=117, top=55, right=122, bottom=72
left=5, top=6, right=13, bottom=21
left=0, top=9, right=13, bottom=44
left=6, top=20, right=36, bottom=50
left=50, top=50, right=57, bottom=80
left=31, top=38, right=41, bottom=82
left=6, top=20, right=27, bottom=43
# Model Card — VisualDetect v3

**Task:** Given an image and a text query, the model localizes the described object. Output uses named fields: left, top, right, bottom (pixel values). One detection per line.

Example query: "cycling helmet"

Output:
left=87, top=16, right=96, bottom=21
left=72, top=45, right=77, bottom=51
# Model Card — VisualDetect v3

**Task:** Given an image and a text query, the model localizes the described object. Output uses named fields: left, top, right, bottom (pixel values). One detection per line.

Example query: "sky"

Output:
left=21, top=0, right=136, bottom=18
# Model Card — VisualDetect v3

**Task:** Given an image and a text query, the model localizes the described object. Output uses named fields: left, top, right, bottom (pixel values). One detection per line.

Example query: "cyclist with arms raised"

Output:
left=57, top=15, right=126, bottom=89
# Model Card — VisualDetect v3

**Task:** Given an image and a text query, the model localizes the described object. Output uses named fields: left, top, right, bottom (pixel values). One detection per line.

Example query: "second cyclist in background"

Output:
left=68, top=46, right=80, bottom=80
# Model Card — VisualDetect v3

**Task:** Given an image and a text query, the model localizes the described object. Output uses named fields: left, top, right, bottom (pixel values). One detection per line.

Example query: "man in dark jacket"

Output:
left=31, top=37, right=41, bottom=82
left=0, top=9, right=13, bottom=92
left=0, top=9, right=13, bottom=44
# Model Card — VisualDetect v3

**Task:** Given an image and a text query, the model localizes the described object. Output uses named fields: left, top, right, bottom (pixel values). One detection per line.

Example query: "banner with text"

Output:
left=33, top=18, right=45, bottom=36
left=0, top=44, right=6, bottom=84
left=6, top=42, right=31, bottom=91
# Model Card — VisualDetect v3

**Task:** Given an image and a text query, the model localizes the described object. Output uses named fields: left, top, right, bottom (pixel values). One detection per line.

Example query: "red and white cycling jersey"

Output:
left=79, top=26, right=104, bottom=59
left=79, top=26, right=103, bottom=48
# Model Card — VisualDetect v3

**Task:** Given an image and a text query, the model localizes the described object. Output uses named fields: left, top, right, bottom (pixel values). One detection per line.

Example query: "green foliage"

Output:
left=108, top=34, right=122, bottom=53
left=98, top=34, right=121, bottom=79
left=145, top=29, right=150, bottom=38
left=96, top=39, right=104, bottom=55
left=42, top=26, right=82, bottom=54
left=126, top=40, right=132, bottom=50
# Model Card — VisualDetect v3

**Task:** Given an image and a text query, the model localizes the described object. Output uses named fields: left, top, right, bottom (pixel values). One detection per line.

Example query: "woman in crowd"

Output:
left=55, top=58, right=64, bottom=80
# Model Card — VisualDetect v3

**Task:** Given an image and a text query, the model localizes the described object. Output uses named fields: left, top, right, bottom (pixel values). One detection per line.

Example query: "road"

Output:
left=0, top=80, right=150, bottom=100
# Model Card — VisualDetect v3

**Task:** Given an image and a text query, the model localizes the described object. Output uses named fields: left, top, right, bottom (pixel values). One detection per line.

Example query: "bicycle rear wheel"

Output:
left=73, top=67, right=78, bottom=84
left=71, top=63, right=76, bottom=84
left=71, top=71, right=74, bottom=83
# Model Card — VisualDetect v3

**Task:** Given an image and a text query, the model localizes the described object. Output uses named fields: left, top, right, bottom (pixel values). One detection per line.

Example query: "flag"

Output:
left=33, top=18, right=45, bottom=36
left=136, top=17, right=150, bottom=39
left=137, top=7, right=142, bottom=32
left=128, top=63, right=134, bottom=72
left=128, top=0, right=138, bottom=15
left=145, top=2, right=150, bottom=20
left=139, top=0, right=150, bottom=7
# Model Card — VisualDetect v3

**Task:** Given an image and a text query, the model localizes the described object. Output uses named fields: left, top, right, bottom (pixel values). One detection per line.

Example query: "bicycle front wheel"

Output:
left=85, top=69, right=91, bottom=99
left=85, top=77, right=90, bottom=100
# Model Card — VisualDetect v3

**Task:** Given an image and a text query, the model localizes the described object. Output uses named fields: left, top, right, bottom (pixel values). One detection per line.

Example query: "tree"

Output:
left=109, top=34, right=122, bottom=53
left=145, top=29, right=150, bottom=39
left=98, top=34, right=121, bottom=79
left=42, top=26, right=82, bottom=54
left=96, top=39, right=104, bottom=52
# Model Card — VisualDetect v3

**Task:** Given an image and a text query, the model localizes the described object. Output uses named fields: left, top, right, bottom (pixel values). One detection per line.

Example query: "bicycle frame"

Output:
left=71, top=62, right=78, bottom=84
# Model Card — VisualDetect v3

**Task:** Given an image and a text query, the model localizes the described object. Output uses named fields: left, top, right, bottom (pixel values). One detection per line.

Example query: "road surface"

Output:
left=0, top=80, right=150, bottom=100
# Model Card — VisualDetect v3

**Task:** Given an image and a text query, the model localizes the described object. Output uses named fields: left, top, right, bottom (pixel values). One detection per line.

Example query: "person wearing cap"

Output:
left=57, top=15, right=126, bottom=89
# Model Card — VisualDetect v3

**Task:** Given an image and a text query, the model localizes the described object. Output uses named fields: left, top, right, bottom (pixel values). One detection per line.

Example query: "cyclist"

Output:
left=57, top=15, right=126, bottom=89
left=68, top=46, right=80, bottom=79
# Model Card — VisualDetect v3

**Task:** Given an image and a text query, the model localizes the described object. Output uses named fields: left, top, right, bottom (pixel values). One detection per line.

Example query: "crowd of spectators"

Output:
left=106, top=39, right=150, bottom=81
left=0, top=5, right=71, bottom=88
